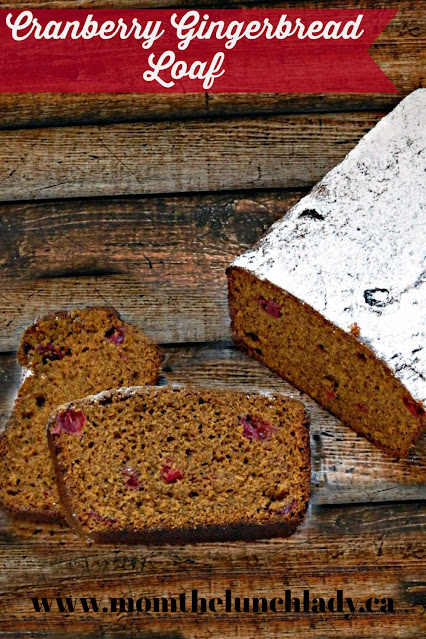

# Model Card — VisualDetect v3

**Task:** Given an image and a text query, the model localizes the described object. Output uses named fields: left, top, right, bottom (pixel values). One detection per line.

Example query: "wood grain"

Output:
left=0, top=1, right=423, bottom=129
left=0, top=111, right=384, bottom=202
left=0, top=190, right=301, bottom=349
left=0, top=190, right=301, bottom=279
left=0, top=502, right=423, bottom=637
left=1, top=345, right=424, bottom=506
left=0, top=5, right=424, bottom=634
left=0, top=273, right=230, bottom=348
left=0, top=93, right=406, bottom=132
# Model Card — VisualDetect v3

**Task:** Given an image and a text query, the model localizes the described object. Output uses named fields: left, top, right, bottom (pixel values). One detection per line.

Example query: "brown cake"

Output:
left=47, top=387, right=310, bottom=544
left=0, top=307, right=162, bottom=522
left=227, top=90, right=426, bottom=458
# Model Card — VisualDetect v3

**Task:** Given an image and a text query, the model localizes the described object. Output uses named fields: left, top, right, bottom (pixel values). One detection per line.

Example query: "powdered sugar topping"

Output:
left=234, top=90, right=426, bottom=402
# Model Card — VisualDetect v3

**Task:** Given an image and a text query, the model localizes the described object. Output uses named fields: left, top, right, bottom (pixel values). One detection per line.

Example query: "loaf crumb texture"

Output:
left=0, top=307, right=162, bottom=521
left=228, top=267, right=425, bottom=458
left=48, top=387, right=310, bottom=543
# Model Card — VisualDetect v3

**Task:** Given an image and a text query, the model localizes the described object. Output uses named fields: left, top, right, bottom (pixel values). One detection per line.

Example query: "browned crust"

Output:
left=0, top=429, right=64, bottom=523
left=227, top=265, right=426, bottom=459
left=47, top=386, right=311, bottom=545
left=83, top=517, right=305, bottom=545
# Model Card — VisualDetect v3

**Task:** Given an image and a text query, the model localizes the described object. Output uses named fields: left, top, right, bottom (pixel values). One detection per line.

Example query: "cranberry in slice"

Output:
left=241, top=415, right=275, bottom=441
left=55, top=408, right=86, bottom=436
left=105, top=326, right=125, bottom=344
left=324, top=390, right=336, bottom=401
left=357, top=402, right=369, bottom=414
left=161, top=465, right=183, bottom=484
left=255, top=294, right=282, bottom=318
left=37, top=342, right=63, bottom=361
left=323, top=376, right=338, bottom=402
left=87, top=511, right=117, bottom=525
left=402, top=395, right=425, bottom=418
left=122, top=466, right=142, bottom=491
left=279, top=499, right=297, bottom=516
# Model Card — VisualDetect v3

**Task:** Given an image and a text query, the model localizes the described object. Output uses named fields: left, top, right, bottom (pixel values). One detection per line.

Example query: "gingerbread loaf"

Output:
left=48, top=387, right=310, bottom=544
left=0, top=307, right=162, bottom=521
left=228, top=89, right=426, bottom=458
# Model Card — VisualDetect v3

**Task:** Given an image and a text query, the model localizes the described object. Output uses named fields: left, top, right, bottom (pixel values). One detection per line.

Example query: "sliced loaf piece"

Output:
left=0, top=307, right=162, bottom=522
left=48, top=387, right=310, bottom=544
left=228, top=89, right=426, bottom=457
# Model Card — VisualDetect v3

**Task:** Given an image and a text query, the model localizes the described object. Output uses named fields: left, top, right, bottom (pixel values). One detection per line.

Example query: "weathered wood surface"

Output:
left=1, top=345, right=424, bottom=507
left=0, top=1, right=423, bottom=129
left=0, top=190, right=301, bottom=349
left=0, top=502, right=423, bottom=637
left=0, top=191, right=299, bottom=279
left=0, top=94, right=406, bottom=132
left=0, top=4, right=424, bottom=634
left=0, top=111, right=385, bottom=202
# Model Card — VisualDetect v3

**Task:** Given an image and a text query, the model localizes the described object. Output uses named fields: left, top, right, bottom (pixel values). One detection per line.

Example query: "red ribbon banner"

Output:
left=0, top=9, right=398, bottom=93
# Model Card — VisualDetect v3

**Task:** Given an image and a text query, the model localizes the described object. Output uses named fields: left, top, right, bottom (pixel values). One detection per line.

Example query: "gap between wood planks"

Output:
left=0, top=94, right=408, bottom=133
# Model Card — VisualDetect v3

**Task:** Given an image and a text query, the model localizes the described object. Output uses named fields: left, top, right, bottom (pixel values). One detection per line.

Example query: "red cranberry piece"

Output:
left=55, top=408, right=86, bottom=436
left=255, top=294, right=282, bottom=318
left=122, top=466, right=142, bottom=491
left=37, top=342, right=63, bottom=361
left=87, top=511, right=117, bottom=525
left=161, top=465, right=183, bottom=484
left=324, top=390, right=336, bottom=401
left=357, top=402, right=369, bottom=414
left=241, top=415, right=275, bottom=441
left=402, top=395, right=425, bottom=418
left=105, top=326, right=125, bottom=344
left=279, top=499, right=297, bottom=516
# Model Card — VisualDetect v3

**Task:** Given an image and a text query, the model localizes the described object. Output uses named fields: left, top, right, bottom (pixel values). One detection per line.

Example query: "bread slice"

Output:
left=228, top=90, right=426, bottom=458
left=47, top=387, right=310, bottom=544
left=0, top=307, right=162, bottom=522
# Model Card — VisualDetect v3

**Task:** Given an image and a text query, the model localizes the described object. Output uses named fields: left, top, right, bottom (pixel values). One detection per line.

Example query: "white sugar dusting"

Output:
left=234, top=89, right=426, bottom=403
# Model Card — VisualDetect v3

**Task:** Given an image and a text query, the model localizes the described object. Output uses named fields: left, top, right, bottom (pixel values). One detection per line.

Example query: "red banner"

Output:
left=0, top=9, right=398, bottom=93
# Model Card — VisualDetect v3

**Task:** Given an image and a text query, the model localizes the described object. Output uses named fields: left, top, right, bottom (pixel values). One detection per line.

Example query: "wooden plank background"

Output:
left=0, top=1, right=425, bottom=637
left=0, top=113, right=384, bottom=201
